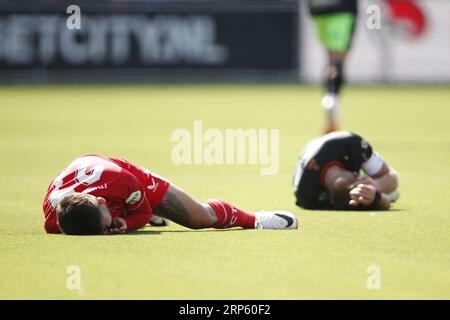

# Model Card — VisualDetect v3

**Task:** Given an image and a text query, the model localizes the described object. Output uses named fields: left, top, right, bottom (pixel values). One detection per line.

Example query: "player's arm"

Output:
left=108, top=197, right=152, bottom=234
left=360, top=151, right=399, bottom=194
left=109, top=171, right=153, bottom=233
left=122, top=195, right=152, bottom=232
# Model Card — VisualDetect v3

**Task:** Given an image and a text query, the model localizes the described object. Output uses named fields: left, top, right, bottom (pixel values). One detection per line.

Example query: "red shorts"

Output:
left=109, top=157, right=170, bottom=209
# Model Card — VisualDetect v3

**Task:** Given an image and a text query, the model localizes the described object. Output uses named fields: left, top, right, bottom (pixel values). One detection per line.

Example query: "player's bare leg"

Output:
left=153, top=184, right=298, bottom=230
left=153, top=184, right=218, bottom=229
left=322, top=51, right=346, bottom=133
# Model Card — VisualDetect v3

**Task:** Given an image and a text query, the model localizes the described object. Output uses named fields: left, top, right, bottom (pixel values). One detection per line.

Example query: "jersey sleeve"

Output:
left=43, top=196, right=61, bottom=234
left=348, top=134, right=374, bottom=169
left=120, top=169, right=153, bottom=231
left=350, top=134, right=385, bottom=176
left=44, top=211, right=61, bottom=234
left=108, top=156, right=170, bottom=208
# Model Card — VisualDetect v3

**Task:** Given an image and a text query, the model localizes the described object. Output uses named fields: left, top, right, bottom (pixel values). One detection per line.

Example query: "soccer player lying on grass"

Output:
left=43, top=154, right=297, bottom=235
left=293, top=131, right=399, bottom=210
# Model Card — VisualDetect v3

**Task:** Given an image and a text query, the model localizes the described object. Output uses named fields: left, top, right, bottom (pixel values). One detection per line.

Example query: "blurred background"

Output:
left=0, top=0, right=448, bottom=85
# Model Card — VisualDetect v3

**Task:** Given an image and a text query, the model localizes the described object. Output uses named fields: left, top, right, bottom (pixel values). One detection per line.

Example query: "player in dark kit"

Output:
left=306, top=0, right=358, bottom=132
left=293, top=132, right=399, bottom=210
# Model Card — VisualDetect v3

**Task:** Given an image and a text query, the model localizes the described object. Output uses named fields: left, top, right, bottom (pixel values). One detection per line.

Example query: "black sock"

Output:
left=325, top=62, right=344, bottom=95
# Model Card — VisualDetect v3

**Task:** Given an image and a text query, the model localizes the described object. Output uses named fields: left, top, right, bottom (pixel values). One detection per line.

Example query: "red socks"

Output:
left=207, top=200, right=256, bottom=229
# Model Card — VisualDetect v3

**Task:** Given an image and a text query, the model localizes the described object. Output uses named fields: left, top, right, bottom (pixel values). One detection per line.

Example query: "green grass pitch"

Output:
left=0, top=85, right=449, bottom=299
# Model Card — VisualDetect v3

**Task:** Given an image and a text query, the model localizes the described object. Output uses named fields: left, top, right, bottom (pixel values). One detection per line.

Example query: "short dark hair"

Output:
left=328, top=176, right=353, bottom=209
left=56, top=194, right=103, bottom=235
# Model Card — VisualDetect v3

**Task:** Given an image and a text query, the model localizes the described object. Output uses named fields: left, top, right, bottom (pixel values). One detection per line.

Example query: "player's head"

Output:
left=56, top=193, right=112, bottom=235
left=327, top=173, right=355, bottom=209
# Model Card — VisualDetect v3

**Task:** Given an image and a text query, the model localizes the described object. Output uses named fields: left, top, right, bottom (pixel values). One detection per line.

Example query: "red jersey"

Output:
left=43, top=155, right=170, bottom=234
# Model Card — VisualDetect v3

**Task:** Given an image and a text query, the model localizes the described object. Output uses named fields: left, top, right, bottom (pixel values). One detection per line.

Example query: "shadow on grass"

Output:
left=127, top=228, right=247, bottom=236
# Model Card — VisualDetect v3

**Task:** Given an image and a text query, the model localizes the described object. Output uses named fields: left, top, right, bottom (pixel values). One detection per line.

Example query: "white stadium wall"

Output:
left=300, top=0, right=450, bottom=84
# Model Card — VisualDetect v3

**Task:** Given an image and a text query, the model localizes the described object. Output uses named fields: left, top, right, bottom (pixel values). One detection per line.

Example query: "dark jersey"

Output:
left=307, top=0, right=358, bottom=15
left=293, top=131, right=374, bottom=209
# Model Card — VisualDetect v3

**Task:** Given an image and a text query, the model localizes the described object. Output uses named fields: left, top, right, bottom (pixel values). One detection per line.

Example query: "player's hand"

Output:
left=351, top=175, right=376, bottom=188
left=106, top=217, right=127, bottom=234
left=349, top=184, right=377, bottom=207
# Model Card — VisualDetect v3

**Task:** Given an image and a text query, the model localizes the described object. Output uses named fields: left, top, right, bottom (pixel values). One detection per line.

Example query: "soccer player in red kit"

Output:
left=43, top=154, right=298, bottom=235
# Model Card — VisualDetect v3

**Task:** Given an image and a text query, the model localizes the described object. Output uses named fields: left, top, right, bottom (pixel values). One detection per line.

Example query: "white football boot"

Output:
left=253, top=211, right=298, bottom=230
left=321, top=93, right=340, bottom=133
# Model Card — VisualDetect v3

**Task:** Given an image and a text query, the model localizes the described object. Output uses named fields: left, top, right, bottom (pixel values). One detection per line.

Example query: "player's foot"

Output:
left=149, top=215, right=169, bottom=227
left=253, top=211, right=298, bottom=230
left=321, top=93, right=340, bottom=133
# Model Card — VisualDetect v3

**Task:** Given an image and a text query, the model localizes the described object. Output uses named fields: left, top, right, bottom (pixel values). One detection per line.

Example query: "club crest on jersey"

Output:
left=125, top=191, right=141, bottom=205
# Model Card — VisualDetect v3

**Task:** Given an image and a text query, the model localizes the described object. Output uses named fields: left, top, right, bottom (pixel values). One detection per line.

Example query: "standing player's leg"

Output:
left=312, top=9, right=357, bottom=133
left=153, top=184, right=298, bottom=230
